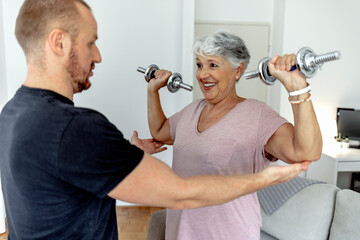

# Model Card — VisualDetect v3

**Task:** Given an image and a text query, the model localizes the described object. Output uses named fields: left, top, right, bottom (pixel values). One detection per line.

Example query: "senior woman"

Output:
left=146, top=30, right=322, bottom=240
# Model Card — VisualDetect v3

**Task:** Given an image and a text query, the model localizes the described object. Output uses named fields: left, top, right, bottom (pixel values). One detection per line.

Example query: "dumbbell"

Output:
left=137, top=64, right=193, bottom=93
left=244, top=47, right=341, bottom=85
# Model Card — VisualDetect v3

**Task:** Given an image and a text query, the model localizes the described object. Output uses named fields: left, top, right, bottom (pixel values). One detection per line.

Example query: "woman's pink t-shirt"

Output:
left=167, top=99, right=288, bottom=240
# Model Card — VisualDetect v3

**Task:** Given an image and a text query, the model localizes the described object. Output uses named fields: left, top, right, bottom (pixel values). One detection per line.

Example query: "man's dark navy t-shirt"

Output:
left=0, top=86, right=144, bottom=239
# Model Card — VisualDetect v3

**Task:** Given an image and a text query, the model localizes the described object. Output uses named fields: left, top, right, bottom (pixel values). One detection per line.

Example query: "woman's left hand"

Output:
left=268, top=54, right=308, bottom=92
left=131, top=131, right=167, bottom=154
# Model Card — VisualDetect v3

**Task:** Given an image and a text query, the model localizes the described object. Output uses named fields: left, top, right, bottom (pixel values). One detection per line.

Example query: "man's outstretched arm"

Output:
left=108, top=153, right=310, bottom=209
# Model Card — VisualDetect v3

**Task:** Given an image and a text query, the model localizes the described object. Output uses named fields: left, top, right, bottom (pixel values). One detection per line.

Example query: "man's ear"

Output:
left=47, top=28, right=70, bottom=56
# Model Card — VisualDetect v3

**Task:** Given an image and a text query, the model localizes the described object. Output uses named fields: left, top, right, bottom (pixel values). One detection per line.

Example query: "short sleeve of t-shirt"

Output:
left=256, top=103, right=288, bottom=161
left=170, top=110, right=182, bottom=142
left=58, top=111, right=144, bottom=198
left=257, top=103, right=288, bottom=145
left=169, top=99, right=202, bottom=142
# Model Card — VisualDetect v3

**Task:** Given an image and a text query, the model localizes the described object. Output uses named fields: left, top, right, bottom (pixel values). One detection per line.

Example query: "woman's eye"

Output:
left=210, top=63, right=218, bottom=68
left=196, top=63, right=202, bottom=69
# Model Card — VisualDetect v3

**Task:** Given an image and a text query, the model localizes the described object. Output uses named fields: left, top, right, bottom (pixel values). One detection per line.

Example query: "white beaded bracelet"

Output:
left=288, top=84, right=311, bottom=96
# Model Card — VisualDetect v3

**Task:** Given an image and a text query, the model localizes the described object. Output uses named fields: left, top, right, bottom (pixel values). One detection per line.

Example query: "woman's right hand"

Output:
left=147, top=69, right=172, bottom=93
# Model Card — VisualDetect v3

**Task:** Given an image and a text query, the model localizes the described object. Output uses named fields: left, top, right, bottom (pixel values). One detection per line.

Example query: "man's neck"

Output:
left=24, top=64, right=74, bottom=101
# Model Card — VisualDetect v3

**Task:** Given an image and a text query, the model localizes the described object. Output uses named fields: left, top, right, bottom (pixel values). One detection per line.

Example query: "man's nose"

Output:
left=93, top=45, right=102, bottom=63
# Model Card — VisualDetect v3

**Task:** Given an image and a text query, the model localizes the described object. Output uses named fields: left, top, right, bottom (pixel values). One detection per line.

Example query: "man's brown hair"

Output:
left=15, top=0, right=91, bottom=60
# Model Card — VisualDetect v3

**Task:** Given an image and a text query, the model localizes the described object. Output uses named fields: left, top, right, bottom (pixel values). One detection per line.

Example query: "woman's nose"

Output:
left=198, top=68, right=210, bottom=79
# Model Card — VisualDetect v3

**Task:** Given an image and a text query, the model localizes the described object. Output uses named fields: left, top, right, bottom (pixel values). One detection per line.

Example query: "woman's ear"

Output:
left=235, top=62, right=245, bottom=80
left=47, top=28, right=70, bottom=56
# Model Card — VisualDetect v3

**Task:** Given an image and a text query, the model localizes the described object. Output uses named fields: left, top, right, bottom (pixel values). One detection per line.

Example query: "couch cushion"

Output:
left=329, top=189, right=360, bottom=240
left=261, top=183, right=339, bottom=240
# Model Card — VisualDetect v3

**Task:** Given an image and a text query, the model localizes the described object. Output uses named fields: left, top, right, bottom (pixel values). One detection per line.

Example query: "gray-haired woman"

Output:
left=146, top=30, right=322, bottom=240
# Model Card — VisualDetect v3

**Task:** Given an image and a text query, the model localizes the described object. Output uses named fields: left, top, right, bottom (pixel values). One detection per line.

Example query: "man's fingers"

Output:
left=153, top=141, right=165, bottom=147
left=301, top=161, right=311, bottom=171
left=130, top=131, right=139, bottom=145
left=155, top=146, right=167, bottom=153
left=132, top=130, right=138, bottom=138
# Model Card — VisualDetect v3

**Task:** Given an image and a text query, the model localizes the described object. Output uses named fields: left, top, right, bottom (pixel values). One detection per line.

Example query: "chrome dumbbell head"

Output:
left=137, top=64, right=159, bottom=82
left=296, top=47, right=341, bottom=79
left=296, top=47, right=318, bottom=78
left=244, top=57, right=276, bottom=85
left=167, top=73, right=193, bottom=93
left=257, top=57, right=276, bottom=85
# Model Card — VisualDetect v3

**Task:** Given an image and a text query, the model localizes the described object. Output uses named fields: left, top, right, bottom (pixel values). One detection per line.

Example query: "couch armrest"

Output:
left=329, top=189, right=360, bottom=240
left=147, top=209, right=166, bottom=240
left=261, top=183, right=339, bottom=240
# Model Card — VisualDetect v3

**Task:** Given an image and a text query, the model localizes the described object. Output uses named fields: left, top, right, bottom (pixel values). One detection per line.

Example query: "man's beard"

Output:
left=66, top=44, right=93, bottom=93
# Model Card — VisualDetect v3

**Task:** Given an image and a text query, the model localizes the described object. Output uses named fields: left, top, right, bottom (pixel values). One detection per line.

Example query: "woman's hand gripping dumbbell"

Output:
left=137, top=64, right=193, bottom=93
left=244, top=47, right=341, bottom=85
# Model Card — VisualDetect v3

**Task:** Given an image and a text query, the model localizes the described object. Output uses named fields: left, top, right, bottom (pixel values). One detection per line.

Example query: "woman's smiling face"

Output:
left=195, top=54, right=240, bottom=104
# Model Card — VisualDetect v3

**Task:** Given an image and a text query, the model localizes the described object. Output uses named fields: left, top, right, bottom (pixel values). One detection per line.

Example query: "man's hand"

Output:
left=131, top=131, right=167, bottom=154
left=260, top=161, right=311, bottom=186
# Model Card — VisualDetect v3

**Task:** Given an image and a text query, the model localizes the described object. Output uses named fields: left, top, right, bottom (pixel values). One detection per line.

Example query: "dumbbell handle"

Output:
left=244, top=63, right=296, bottom=80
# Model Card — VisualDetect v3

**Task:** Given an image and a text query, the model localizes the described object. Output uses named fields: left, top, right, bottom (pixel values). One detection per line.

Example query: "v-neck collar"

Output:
left=195, top=99, right=247, bottom=134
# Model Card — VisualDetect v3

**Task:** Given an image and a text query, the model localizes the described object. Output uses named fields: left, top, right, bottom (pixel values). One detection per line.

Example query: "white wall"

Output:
left=0, top=0, right=8, bottom=110
left=195, top=0, right=274, bottom=23
left=1, top=1, right=26, bottom=101
left=280, top=0, right=360, bottom=145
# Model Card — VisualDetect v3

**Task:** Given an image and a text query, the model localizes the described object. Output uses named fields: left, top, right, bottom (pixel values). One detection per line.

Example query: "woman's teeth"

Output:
left=204, top=83, right=215, bottom=87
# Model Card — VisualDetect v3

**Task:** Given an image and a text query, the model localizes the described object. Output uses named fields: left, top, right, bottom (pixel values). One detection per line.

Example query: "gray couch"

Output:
left=147, top=183, right=360, bottom=240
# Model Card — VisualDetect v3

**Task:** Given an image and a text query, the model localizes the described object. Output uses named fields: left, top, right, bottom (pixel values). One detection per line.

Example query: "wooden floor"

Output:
left=0, top=206, right=164, bottom=240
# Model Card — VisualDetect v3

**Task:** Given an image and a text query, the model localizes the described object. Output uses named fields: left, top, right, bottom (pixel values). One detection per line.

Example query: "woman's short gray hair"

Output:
left=193, top=30, right=251, bottom=71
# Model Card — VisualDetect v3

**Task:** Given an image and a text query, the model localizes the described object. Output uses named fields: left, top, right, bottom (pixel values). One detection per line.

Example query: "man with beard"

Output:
left=0, top=0, right=310, bottom=239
